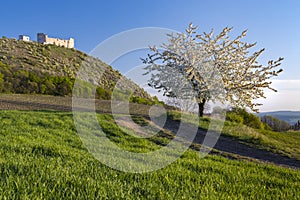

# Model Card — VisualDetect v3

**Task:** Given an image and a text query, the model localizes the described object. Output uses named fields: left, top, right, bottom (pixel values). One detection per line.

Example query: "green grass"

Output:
left=0, top=110, right=299, bottom=199
left=222, top=124, right=300, bottom=159
left=168, top=111, right=300, bottom=160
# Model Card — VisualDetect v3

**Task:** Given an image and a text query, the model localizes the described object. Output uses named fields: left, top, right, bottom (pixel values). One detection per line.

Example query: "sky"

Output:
left=1, top=0, right=299, bottom=111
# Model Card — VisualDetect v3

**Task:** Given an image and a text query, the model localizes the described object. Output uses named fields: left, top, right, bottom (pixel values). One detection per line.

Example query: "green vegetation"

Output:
left=292, top=120, right=300, bottom=131
left=0, top=38, right=155, bottom=103
left=0, top=61, right=74, bottom=96
left=167, top=110, right=300, bottom=160
left=261, top=115, right=291, bottom=132
left=0, top=37, right=298, bottom=199
left=223, top=109, right=299, bottom=158
left=0, top=110, right=299, bottom=199
left=222, top=122, right=300, bottom=159
left=258, top=111, right=300, bottom=125
left=130, top=95, right=164, bottom=106
left=226, top=108, right=265, bottom=129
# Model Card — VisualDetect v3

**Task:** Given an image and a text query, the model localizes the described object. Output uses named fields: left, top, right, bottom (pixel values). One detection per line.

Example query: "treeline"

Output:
left=225, top=107, right=293, bottom=132
left=0, top=61, right=161, bottom=105
left=0, top=64, right=73, bottom=96
left=261, top=115, right=291, bottom=132
left=291, top=120, right=300, bottom=131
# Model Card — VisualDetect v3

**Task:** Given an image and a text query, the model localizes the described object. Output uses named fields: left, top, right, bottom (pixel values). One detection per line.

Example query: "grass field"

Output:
left=2, top=94, right=299, bottom=161
left=222, top=124, right=300, bottom=159
left=168, top=111, right=300, bottom=160
left=0, top=110, right=299, bottom=199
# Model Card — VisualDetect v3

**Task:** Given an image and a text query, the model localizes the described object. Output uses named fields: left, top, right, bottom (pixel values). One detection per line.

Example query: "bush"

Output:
left=96, top=87, right=112, bottom=100
left=130, top=96, right=152, bottom=105
left=226, top=112, right=244, bottom=124
left=227, top=108, right=264, bottom=129
left=0, top=63, right=76, bottom=96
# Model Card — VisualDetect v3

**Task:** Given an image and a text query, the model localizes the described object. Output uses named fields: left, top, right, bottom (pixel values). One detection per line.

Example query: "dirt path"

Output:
left=163, top=119, right=300, bottom=169
left=1, top=94, right=299, bottom=169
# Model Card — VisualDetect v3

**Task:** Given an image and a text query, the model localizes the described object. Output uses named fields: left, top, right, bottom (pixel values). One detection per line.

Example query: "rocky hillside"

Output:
left=0, top=37, right=154, bottom=102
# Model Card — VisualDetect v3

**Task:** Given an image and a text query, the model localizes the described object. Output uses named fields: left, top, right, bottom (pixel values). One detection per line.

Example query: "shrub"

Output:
left=226, top=112, right=244, bottom=124
left=96, top=87, right=112, bottom=100
left=130, top=96, right=151, bottom=105
left=228, top=108, right=264, bottom=129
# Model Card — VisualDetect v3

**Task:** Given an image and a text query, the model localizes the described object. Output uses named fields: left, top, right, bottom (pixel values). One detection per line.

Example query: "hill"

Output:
left=258, top=111, right=300, bottom=125
left=0, top=37, right=155, bottom=103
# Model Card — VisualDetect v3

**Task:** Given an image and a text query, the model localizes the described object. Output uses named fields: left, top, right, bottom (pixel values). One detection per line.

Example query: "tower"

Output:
left=37, top=33, right=47, bottom=44
left=68, top=38, right=74, bottom=48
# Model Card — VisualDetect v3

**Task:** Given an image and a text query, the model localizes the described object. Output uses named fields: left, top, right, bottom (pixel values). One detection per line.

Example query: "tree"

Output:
left=261, top=115, right=291, bottom=132
left=143, top=23, right=283, bottom=117
left=291, top=120, right=300, bottom=131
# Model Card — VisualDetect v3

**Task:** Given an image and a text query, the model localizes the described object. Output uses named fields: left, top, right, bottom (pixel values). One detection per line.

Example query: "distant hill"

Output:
left=0, top=37, right=156, bottom=103
left=258, top=111, right=300, bottom=125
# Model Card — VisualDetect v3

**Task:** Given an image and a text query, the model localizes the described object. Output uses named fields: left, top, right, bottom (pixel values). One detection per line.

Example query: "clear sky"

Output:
left=1, top=0, right=299, bottom=111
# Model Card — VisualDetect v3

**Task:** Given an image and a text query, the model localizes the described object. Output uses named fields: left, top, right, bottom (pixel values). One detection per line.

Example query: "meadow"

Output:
left=0, top=110, right=299, bottom=199
left=168, top=111, right=300, bottom=160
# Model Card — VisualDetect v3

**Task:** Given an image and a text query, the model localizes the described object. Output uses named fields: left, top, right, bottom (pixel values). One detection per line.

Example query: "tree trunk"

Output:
left=198, top=99, right=206, bottom=117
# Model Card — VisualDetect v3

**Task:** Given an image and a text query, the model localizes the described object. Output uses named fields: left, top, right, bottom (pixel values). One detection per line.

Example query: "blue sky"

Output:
left=1, top=0, right=300, bottom=111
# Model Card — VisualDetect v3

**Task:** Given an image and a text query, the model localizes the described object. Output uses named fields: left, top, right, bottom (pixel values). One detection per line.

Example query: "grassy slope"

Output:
left=0, top=110, right=299, bottom=199
left=168, top=111, right=300, bottom=160
left=222, top=124, right=300, bottom=159
left=0, top=94, right=298, bottom=160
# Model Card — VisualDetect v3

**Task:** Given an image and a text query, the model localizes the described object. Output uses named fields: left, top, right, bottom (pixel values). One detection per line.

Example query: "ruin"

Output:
left=37, top=33, right=74, bottom=48
left=18, top=35, right=30, bottom=42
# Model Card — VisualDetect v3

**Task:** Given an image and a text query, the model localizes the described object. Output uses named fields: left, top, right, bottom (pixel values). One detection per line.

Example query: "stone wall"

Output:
left=37, top=33, right=74, bottom=48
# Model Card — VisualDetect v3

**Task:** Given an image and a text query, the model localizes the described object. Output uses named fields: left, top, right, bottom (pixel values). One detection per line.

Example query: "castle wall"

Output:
left=37, top=33, right=74, bottom=48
